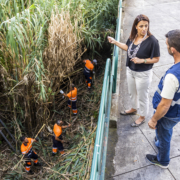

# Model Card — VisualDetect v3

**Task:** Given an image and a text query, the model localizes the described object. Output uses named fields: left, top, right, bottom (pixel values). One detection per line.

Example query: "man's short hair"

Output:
left=70, top=83, right=75, bottom=89
left=165, top=30, right=180, bottom=53
left=57, top=120, right=63, bottom=125
left=20, top=136, right=25, bottom=142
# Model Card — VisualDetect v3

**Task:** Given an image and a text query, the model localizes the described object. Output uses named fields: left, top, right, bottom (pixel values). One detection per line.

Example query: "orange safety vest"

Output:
left=84, top=60, right=94, bottom=73
left=53, top=123, right=62, bottom=137
left=21, top=138, right=33, bottom=155
left=67, top=87, right=77, bottom=101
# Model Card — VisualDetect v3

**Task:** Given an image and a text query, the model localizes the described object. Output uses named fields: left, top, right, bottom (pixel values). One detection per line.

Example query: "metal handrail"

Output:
left=90, top=58, right=111, bottom=180
left=113, top=0, right=122, bottom=93
left=90, top=0, right=122, bottom=179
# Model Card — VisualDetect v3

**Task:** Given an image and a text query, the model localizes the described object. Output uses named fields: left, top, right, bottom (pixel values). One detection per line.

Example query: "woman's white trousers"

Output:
left=126, top=67, right=153, bottom=117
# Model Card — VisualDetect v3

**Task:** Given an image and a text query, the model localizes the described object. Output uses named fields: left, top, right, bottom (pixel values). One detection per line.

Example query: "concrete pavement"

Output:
left=106, top=0, right=180, bottom=179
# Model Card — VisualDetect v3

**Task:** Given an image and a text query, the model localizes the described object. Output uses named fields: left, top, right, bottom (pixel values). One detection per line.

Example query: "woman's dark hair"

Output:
left=129, top=14, right=152, bottom=41
left=165, top=30, right=180, bottom=53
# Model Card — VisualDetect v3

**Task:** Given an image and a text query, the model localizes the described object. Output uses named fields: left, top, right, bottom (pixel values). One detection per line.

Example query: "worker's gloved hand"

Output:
left=60, top=90, right=64, bottom=94
left=93, top=71, right=95, bottom=74
left=24, top=154, right=28, bottom=158
left=35, top=137, right=39, bottom=141
left=24, top=154, right=30, bottom=159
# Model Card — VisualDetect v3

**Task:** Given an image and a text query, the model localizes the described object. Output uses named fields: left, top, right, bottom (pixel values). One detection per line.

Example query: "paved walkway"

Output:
left=106, top=0, right=180, bottom=179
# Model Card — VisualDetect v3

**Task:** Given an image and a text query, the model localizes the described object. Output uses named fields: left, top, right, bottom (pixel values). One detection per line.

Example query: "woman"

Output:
left=108, top=14, right=160, bottom=127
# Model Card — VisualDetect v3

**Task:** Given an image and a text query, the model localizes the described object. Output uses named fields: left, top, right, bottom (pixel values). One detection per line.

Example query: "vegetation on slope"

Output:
left=0, top=0, right=118, bottom=179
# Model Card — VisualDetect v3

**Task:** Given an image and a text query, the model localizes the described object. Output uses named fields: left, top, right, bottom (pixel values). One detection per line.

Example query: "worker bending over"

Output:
left=83, top=59, right=97, bottom=89
left=60, top=84, right=78, bottom=115
left=20, top=136, right=41, bottom=174
left=52, top=120, right=71, bottom=156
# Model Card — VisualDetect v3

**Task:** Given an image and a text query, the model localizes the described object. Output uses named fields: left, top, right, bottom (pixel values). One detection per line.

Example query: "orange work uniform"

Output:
left=52, top=123, right=64, bottom=155
left=21, top=138, right=33, bottom=155
left=21, top=138, right=38, bottom=172
left=83, top=60, right=94, bottom=88
left=67, top=87, right=77, bottom=115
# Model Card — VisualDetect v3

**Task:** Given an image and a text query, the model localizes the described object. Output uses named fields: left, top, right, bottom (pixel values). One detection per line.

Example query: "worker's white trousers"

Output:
left=126, top=67, right=153, bottom=117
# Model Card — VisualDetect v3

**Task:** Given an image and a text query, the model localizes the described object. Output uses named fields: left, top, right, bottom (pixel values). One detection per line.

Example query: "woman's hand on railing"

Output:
left=107, top=36, right=128, bottom=51
left=107, top=36, right=116, bottom=44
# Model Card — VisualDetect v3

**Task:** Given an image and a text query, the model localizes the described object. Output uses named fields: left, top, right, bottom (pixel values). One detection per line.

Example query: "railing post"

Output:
left=90, top=0, right=122, bottom=178
left=113, top=0, right=122, bottom=93
left=90, top=59, right=110, bottom=180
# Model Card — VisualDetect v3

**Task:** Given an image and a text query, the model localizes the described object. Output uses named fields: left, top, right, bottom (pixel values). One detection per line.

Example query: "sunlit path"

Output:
left=106, top=0, right=180, bottom=179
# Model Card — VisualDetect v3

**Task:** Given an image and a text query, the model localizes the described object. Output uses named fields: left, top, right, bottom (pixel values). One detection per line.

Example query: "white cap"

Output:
left=93, top=59, right=97, bottom=65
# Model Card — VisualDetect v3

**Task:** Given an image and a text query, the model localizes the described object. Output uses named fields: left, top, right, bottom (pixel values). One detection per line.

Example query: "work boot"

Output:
left=27, top=170, right=34, bottom=175
left=34, top=162, right=41, bottom=166
left=60, top=150, right=67, bottom=157
left=60, top=150, right=65, bottom=155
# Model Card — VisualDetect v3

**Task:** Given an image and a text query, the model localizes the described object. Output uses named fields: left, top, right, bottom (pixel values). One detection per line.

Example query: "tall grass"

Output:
left=0, top=0, right=118, bottom=136
left=0, top=0, right=34, bottom=23
left=0, top=0, right=118, bottom=178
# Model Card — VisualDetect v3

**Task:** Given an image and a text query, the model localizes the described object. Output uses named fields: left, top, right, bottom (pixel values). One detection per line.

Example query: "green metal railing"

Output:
left=90, top=0, right=122, bottom=179
left=113, top=0, right=123, bottom=93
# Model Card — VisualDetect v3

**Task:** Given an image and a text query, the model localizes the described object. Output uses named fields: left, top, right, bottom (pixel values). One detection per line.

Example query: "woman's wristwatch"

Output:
left=144, top=59, right=147, bottom=64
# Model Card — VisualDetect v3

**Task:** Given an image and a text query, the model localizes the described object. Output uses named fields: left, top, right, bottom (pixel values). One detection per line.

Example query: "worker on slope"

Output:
left=83, top=59, right=97, bottom=89
left=52, top=120, right=71, bottom=156
left=20, top=136, right=41, bottom=174
left=60, top=84, right=78, bottom=116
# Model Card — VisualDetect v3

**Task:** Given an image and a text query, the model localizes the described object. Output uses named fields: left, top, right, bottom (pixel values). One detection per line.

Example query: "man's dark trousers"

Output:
left=155, top=116, right=180, bottom=165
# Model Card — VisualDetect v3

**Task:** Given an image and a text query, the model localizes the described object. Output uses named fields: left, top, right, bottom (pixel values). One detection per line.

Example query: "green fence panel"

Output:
left=113, top=0, right=122, bottom=93
left=90, top=58, right=111, bottom=180
left=90, top=0, right=122, bottom=179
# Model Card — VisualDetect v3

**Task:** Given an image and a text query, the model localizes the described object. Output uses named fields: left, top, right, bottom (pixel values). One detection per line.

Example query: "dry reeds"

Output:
left=0, top=5, right=85, bottom=135
left=43, top=8, right=84, bottom=97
